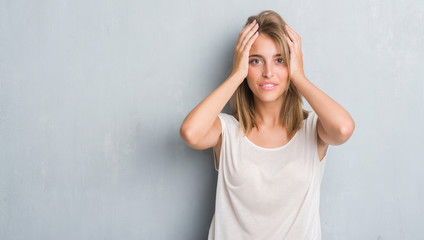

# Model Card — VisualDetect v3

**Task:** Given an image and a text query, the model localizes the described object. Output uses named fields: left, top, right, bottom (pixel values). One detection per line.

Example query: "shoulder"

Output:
left=218, top=112, right=238, bottom=123
left=217, top=112, right=233, bottom=123
left=299, top=110, right=319, bottom=138
left=298, top=110, right=314, bottom=130
left=217, top=112, right=238, bottom=132
left=305, top=110, right=317, bottom=125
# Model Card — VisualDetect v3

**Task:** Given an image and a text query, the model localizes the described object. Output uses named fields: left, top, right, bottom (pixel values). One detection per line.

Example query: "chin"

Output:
left=255, top=93, right=283, bottom=103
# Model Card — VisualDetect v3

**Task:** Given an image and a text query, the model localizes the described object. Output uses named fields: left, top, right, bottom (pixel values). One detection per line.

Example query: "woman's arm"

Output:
left=284, top=25, right=355, bottom=145
left=180, top=72, right=244, bottom=146
left=292, top=74, right=355, bottom=145
left=180, top=20, right=260, bottom=147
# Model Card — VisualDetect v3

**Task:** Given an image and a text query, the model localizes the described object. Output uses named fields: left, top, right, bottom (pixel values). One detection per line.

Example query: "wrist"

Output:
left=290, top=72, right=306, bottom=83
left=229, top=71, right=246, bottom=84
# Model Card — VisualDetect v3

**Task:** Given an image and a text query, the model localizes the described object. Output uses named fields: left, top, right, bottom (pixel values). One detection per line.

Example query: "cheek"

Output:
left=279, top=66, right=289, bottom=76
left=275, top=67, right=289, bottom=83
left=246, top=75, right=257, bottom=91
left=274, top=64, right=287, bottom=73
left=247, top=66, right=260, bottom=78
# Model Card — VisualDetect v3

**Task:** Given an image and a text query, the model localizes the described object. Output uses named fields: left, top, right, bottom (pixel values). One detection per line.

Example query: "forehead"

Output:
left=249, top=33, right=281, bottom=56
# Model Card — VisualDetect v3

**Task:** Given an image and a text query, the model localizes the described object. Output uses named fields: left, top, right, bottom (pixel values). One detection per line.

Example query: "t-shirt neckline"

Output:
left=229, top=114, right=300, bottom=151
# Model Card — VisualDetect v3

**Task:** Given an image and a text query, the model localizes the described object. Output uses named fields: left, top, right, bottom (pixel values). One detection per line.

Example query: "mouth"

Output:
left=259, top=83, right=278, bottom=90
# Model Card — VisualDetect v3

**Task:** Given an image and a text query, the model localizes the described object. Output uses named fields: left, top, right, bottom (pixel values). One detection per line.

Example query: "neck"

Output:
left=253, top=95, right=284, bottom=127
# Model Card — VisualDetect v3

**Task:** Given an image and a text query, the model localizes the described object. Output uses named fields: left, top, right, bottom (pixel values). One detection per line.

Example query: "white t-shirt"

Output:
left=208, top=111, right=328, bottom=240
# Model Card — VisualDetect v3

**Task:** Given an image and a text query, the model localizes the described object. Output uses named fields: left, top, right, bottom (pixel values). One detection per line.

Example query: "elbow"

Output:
left=180, top=125, right=191, bottom=145
left=338, top=119, right=355, bottom=143
left=180, top=124, right=197, bottom=146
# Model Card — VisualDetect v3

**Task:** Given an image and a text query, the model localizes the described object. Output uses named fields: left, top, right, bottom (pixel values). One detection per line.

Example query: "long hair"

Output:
left=229, top=10, right=310, bottom=138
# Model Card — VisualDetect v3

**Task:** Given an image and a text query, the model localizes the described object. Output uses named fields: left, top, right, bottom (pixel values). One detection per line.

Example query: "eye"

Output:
left=277, top=58, right=284, bottom=63
left=249, top=59, right=261, bottom=64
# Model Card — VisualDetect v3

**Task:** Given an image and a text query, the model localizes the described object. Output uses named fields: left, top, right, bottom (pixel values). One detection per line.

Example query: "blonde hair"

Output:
left=229, top=10, right=310, bottom=138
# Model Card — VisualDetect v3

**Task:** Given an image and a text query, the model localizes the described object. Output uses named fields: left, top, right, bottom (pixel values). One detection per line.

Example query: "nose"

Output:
left=262, top=63, right=274, bottom=78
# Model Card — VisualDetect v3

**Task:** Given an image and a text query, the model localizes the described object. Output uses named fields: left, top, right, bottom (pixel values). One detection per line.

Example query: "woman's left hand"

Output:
left=284, top=25, right=305, bottom=81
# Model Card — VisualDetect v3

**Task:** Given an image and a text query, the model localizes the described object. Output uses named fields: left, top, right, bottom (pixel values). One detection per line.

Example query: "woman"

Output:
left=180, top=10, right=355, bottom=240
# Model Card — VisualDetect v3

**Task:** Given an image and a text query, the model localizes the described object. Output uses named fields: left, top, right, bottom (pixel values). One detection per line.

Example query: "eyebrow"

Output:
left=249, top=54, right=282, bottom=58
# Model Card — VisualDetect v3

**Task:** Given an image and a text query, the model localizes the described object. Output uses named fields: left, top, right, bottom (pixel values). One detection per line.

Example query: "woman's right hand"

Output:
left=231, top=19, right=259, bottom=80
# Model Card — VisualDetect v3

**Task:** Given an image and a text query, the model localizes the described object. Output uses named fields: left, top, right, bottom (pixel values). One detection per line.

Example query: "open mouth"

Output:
left=259, top=84, right=278, bottom=90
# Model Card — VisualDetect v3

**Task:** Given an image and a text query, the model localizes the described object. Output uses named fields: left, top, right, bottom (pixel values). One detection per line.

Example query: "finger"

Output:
left=243, top=31, right=259, bottom=52
left=238, top=22, right=258, bottom=51
left=284, top=35, right=293, bottom=53
left=240, top=23, right=259, bottom=50
left=285, top=25, right=295, bottom=36
left=286, top=31, right=300, bottom=50
left=285, top=26, right=296, bottom=43
left=285, top=25, right=301, bottom=43
left=236, top=20, right=257, bottom=50
left=287, top=31, right=301, bottom=50
left=238, top=21, right=258, bottom=49
left=284, top=34, right=293, bottom=46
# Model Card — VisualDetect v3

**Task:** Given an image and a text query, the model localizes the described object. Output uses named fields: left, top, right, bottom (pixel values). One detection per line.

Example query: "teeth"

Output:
left=262, top=84, right=275, bottom=87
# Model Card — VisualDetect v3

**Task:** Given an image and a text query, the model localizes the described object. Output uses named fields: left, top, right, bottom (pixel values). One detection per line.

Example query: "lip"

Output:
left=259, top=81, right=277, bottom=85
left=259, top=82, right=278, bottom=90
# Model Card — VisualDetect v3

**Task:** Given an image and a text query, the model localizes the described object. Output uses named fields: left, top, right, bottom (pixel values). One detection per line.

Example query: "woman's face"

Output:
left=246, top=33, right=289, bottom=104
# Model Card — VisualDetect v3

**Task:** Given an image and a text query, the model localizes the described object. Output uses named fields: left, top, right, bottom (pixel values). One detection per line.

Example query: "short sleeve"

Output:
left=212, top=113, right=227, bottom=172
left=308, top=111, right=329, bottom=168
